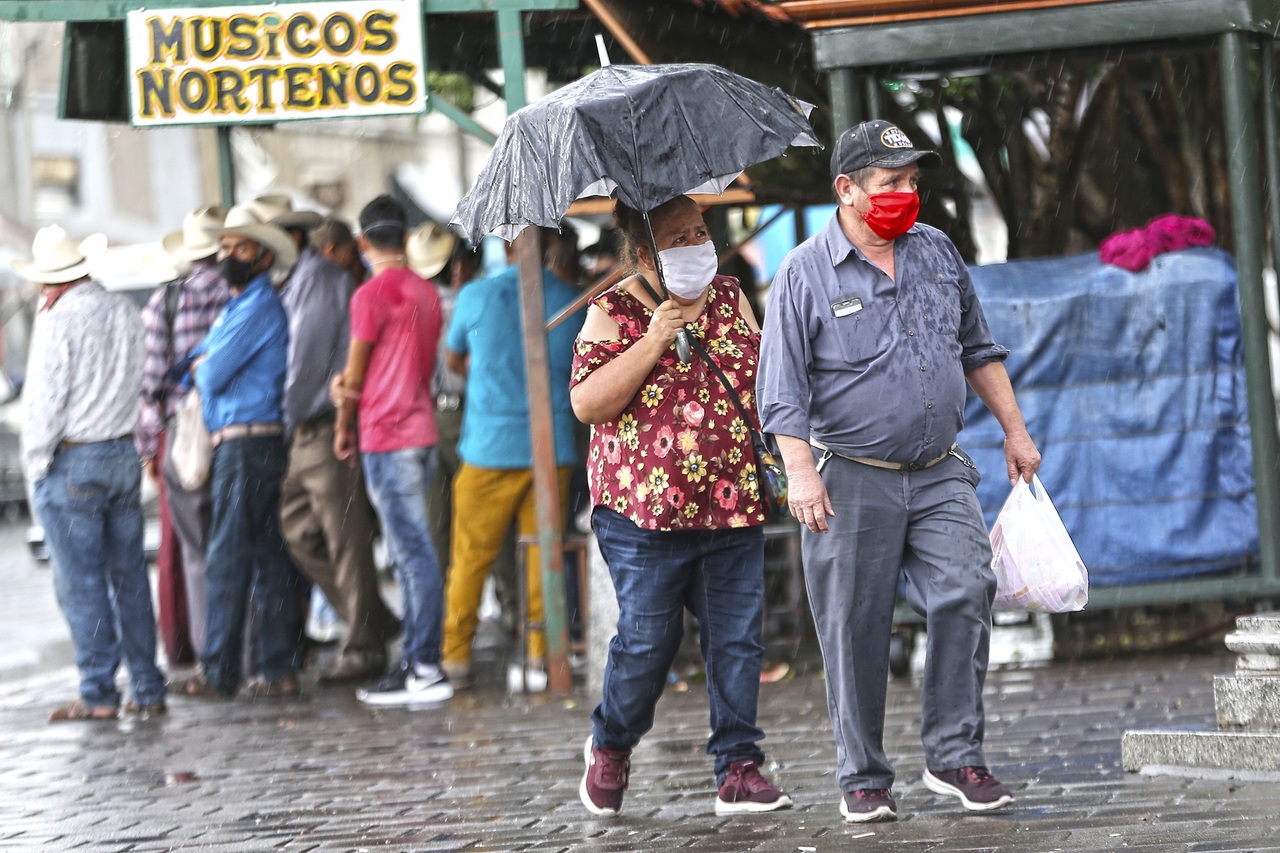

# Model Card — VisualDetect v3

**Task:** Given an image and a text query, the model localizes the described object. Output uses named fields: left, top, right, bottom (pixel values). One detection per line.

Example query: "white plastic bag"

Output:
left=989, top=475, right=1088, bottom=613
left=170, top=389, right=212, bottom=490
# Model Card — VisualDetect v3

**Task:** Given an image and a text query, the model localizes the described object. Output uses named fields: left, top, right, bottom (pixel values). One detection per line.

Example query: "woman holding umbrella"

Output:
left=570, top=194, right=791, bottom=817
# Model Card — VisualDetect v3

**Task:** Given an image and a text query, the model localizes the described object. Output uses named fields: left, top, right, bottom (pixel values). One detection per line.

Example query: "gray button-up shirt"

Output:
left=759, top=213, right=1007, bottom=466
left=279, top=246, right=355, bottom=435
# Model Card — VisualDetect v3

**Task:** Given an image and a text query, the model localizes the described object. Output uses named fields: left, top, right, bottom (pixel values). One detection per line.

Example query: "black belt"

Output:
left=299, top=411, right=336, bottom=433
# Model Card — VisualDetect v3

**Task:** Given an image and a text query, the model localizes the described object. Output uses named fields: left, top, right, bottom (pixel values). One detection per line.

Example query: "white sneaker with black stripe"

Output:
left=356, top=663, right=453, bottom=706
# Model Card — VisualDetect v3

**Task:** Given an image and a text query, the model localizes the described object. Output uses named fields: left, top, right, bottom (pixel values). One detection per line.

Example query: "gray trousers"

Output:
left=801, top=448, right=996, bottom=793
left=162, top=433, right=212, bottom=658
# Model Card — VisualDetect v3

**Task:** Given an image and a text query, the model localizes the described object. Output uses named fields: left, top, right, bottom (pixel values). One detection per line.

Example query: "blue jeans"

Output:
left=362, top=447, right=443, bottom=668
left=590, top=507, right=767, bottom=784
left=33, top=439, right=166, bottom=708
left=202, top=435, right=305, bottom=690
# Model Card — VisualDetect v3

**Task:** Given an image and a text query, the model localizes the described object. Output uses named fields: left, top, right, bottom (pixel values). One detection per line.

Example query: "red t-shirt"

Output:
left=349, top=267, right=442, bottom=453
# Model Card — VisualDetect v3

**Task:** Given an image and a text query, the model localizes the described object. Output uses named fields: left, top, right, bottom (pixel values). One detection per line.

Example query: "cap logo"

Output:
left=880, top=126, right=913, bottom=149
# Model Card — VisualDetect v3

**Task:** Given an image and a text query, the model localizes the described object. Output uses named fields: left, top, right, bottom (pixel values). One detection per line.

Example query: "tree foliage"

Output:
left=886, top=49, right=1234, bottom=261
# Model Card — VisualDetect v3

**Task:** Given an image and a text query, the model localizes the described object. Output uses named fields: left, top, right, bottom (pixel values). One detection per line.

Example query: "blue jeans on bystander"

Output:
left=33, top=438, right=166, bottom=708
left=202, top=435, right=305, bottom=691
left=362, top=447, right=443, bottom=668
left=590, top=507, right=768, bottom=784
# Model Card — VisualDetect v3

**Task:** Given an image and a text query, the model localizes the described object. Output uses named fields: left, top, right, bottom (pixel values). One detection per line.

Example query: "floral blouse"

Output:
left=570, top=275, right=768, bottom=531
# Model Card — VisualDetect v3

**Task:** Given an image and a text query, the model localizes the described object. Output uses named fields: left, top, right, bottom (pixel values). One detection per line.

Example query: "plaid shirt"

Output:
left=135, top=260, right=230, bottom=459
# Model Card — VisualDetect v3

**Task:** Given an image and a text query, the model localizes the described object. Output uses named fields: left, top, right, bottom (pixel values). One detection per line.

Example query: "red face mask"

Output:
left=860, top=191, right=920, bottom=240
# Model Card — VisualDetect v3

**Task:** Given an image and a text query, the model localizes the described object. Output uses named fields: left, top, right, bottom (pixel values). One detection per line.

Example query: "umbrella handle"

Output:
left=675, top=330, right=692, bottom=364
left=643, top=209, right=692, bottom=365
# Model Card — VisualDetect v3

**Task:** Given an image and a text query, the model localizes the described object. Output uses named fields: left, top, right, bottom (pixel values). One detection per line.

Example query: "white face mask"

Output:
left=657, top=241, right=718, bottom=300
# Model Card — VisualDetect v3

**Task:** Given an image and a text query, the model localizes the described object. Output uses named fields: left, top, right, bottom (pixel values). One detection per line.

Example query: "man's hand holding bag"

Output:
left=989, top=474, right=1088, bottom=613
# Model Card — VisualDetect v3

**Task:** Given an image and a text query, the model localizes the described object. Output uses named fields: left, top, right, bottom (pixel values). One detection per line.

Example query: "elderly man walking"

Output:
left=17, top=225, right=166, bottom=721
left=174, top=201, right=305, bottom=700
left=139, top=204, right=230, bottom=663
left=759, top=120, right=1041, bottom=823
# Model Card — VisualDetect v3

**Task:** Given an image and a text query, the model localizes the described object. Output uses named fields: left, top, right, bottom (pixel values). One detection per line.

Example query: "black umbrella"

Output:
left=452, top=62, right=819, bottom=359
left=453, top=62, right=818, bottom=243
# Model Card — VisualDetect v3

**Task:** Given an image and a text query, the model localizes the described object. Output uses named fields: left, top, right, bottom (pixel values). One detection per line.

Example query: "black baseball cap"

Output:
left=830, top=119, right=942, bottom=180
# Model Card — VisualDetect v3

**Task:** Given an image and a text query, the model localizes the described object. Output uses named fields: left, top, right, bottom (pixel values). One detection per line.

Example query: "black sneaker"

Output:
left=360, top=661, right=407, bottom=693
left=840, top=788, right=898, bottom=823
left=357, top=663, right=453, bottom=706
left=923, top=766, right=1014, bottom=811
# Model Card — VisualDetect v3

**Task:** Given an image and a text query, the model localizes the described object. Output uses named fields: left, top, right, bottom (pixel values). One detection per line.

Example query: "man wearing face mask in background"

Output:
left=439, top=226, right=585, bottom=692
left=758, top=121, right=1041, bottom=823
left=172, top=202, right=306, bottom=700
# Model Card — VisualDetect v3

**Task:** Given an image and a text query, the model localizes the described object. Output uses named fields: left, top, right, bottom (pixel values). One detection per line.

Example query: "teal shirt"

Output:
left=447, top=266, right=584, bottom=468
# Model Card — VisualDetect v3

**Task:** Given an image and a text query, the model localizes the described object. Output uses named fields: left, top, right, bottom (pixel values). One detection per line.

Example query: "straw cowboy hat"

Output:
left=11, top=225, right=108, bottom=285
left=406, top=222, right=457, bottom=280
left=253, top=193, right=324, bottom=231
left=162, top=204, right=226, bottom=264
left=220, top=201, right=299, bottom=275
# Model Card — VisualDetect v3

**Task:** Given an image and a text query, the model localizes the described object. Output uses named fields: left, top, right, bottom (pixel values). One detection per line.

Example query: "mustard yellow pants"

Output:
left=443, top=463, right=572, bottom=665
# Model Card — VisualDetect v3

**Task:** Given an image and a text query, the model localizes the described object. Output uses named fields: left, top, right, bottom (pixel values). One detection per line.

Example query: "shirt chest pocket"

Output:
left=823, top=310, right=881, bottom=365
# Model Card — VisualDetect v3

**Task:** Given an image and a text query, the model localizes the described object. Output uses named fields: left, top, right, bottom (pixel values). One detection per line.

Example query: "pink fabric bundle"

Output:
left=1099, top=214, right=1216, bottom=272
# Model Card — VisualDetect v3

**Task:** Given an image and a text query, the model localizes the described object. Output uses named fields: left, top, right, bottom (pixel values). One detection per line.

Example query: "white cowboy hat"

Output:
left=254, top=192, right=324, bottom=231
left=162, top=204, right=225, bottom=263
left=406, top=222, right=457, bottom=280
left=220, top=202, right=299, bottom=276
left=12, top=225, right=108, bottom=285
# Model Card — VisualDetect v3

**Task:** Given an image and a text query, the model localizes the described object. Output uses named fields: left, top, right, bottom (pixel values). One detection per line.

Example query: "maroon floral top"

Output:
left=570, top=275, right=767, bottom=531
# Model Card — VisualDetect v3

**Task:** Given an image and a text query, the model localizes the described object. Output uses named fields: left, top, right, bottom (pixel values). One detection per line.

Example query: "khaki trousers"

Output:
left=280, top=418, right=397, bottom=657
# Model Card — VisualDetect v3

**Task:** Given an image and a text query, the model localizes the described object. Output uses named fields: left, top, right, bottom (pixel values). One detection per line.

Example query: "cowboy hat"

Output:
left=12, top=225, right=108, bottom=285
left=253, top=193, right=324, bottom=231
left=220, top=202, right=299, bottom=275
left=162, top=204, right=226, bottom=263
left=406, top=222, right=457, bottom=280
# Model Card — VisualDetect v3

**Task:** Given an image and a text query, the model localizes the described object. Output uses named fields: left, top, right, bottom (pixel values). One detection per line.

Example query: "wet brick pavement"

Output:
left=1, top=647, right=1279, bottom=852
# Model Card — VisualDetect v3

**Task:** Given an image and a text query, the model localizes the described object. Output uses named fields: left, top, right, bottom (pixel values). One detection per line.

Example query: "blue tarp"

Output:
left=959, top=248, right=1259, bottom=586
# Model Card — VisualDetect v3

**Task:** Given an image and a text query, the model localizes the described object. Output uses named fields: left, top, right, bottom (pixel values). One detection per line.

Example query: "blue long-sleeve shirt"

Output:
left=192, top=273, right=289, bottom=433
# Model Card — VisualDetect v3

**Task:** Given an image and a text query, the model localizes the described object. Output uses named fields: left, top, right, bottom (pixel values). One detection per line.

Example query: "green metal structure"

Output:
left=0, top=0, right=581, bottom=690
left=815, top=0, right=1280, bottom=609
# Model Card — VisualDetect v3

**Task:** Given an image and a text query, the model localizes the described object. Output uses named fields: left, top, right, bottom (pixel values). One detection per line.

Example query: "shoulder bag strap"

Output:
left=635, top=275, right=757, bottom=429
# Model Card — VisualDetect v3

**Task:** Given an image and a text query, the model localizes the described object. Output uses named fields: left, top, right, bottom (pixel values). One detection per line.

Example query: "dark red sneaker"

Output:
left=580, top=735, right=630, bottom=816
left=839, top=788, right=898, bottom=823
left=714, top=759, right=793, bottom=815
left=923, top=766, right=1014, bottom=811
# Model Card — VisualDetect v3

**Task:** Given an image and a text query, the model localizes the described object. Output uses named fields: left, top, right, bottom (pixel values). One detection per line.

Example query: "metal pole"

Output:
left=828, top=67, right=861, bottom=136
left=1220, top=31, right=1280, bottom=583
left=1263, top=41, right=1280, bottom=289
left=863, top=74, right=884, bottom=119
left=496, top=7, right=571, bottom=693
left=216, top=125, right=235, bottom=209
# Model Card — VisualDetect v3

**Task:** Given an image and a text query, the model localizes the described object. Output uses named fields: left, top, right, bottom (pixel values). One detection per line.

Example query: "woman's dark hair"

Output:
left=613, top=195, right=698, bottom=270
left=358, top=195, right=407, bottom=249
